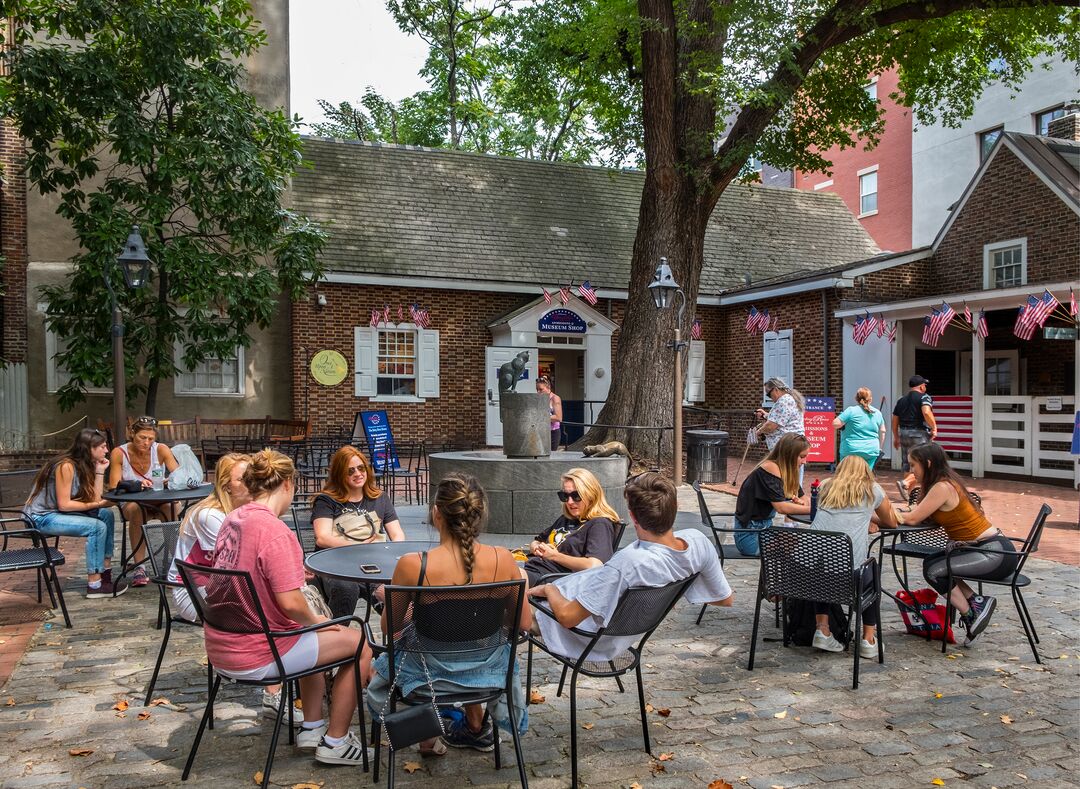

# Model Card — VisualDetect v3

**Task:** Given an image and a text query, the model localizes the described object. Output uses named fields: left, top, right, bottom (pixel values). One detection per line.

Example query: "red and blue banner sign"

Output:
left=804, top=396, right=836, bottom=464
left=354, top=410, right=400, bottom=472
left=538, top=308, right=586, bottom=334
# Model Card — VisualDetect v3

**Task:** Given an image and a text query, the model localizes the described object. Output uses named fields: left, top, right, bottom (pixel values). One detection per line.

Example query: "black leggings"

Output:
left=814, top=562, right=878, bottom=627
left=923, top=534, right=1018, bottom=595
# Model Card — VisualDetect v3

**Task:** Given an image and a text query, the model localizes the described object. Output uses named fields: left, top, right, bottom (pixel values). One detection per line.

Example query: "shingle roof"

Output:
left=1002, top=132, right=1079, bottom=212
left=291, top=137, right=880, bottom=294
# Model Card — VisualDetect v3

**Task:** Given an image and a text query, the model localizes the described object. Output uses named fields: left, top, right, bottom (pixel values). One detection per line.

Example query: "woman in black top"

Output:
left=309, top=446, right=404, bottom=617
left=733, top=433, right=811, bottom=555
left=523, top=468, right=620, bottom=586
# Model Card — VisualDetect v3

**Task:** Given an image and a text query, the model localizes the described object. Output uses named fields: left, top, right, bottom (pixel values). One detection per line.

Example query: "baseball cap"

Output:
left=909, top=375, right=929, bottom=387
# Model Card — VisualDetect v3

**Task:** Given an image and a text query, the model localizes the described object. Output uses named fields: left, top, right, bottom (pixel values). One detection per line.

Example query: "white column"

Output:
left=891, top=321, right=903, bottom=471
left=971, top=328, right=985, bottom=478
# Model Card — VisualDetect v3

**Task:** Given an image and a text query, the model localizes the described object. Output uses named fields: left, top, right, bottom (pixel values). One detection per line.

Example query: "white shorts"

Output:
left=217, top=631, right=320, bottom=681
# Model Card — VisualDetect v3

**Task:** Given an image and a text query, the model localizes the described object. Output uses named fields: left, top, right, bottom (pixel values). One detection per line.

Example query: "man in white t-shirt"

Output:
left=528, top=472, right=734, bottom=662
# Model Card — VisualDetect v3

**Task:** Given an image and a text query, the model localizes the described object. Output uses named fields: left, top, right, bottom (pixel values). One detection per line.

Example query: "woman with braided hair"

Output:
left=366, top=473, right=531, bottom=755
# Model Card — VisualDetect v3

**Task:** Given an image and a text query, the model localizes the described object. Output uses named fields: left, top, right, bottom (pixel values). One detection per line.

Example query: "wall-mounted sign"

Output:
left=804, top=396, right=836, bottom=464
left=310, top=350, right=348, bottom=386
left=538, top=308, right=587, bottom=334
left=1043, top=327, right=1077, bottom=340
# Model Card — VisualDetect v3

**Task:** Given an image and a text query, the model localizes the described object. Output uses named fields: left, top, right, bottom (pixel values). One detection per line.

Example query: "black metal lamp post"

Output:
left=104, top=226, right=151, bottom=442
left=648, top=257, right=688, bottom=485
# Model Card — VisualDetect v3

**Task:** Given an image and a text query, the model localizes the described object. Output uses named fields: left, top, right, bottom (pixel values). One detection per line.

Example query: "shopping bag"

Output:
left=896, top=588, right=956, bottom=644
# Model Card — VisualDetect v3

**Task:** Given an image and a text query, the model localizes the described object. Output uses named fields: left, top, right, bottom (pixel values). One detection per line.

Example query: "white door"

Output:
left=485, top=346, right=539, bottom=446
left=842, top=325, right=893, bottom=459
left=960, top=350, right=1019, bottom=395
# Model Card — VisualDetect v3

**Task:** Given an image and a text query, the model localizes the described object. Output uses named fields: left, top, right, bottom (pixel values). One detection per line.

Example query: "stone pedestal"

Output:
left=500, top=391, right=551, bottom=458
left=428, top=451, right=628, bottom=534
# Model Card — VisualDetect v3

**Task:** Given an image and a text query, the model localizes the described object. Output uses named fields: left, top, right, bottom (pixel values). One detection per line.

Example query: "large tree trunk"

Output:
left=575, top=0, right=729, bottom=465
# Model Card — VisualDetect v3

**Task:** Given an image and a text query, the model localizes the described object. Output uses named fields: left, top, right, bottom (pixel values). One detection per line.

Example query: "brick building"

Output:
left=288, top=137, right=879, bottom=448
left=720, top=120, right=1079, bottom=487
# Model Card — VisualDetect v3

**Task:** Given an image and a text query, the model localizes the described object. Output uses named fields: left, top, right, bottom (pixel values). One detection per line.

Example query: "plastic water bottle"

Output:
left=809, top=479, right=820, bottom=521
left=151, top=461, right=165, bottom=491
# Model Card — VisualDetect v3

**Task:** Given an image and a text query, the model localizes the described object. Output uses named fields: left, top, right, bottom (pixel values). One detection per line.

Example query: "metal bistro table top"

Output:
left=103, top=484, right=213, bottom=505
left=304, top=540, right=438, bottom=584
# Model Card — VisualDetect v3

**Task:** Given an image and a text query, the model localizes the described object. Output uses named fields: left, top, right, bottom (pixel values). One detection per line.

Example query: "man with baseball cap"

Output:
left=892, top=375, right=937, bottom=472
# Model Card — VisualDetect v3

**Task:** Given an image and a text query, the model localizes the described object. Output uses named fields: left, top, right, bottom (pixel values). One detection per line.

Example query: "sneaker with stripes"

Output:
left=314, top=731, right=371, bottom=766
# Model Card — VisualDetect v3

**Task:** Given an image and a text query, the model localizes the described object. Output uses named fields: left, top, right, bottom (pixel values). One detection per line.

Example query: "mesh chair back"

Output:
left=142, top=521, right=182, bottom=581
left=612, top=521, right=627, bottom=552
left=0, top=469, right=38, bottom=510
left=1014, top=504, right=1052, bottom=572
left=758, top=528, right=855, bottom=605
left=176, top=560, right=275, bottom=638
left=383, top=580, right=526, bottom=658
left=288, top=505, right=318, bottom=554
left=692, top=481, right=714, bottom=528
left=602, top=575, right=699, bottom=638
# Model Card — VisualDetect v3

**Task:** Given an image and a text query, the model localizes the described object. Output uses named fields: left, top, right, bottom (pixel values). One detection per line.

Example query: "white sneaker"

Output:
left=296, top=723, right=329, bottom=750
left=261, top=689, right=281, bottom=718
left=859, top=638, right=882, bottom=660
left=812, top=630, right=844, bottom=653
left=315, top=731, right=372, bottom=765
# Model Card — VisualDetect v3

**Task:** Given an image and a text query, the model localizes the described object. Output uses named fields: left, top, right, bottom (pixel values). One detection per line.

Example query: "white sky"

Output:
left=289, top=0, right=429, bottom=128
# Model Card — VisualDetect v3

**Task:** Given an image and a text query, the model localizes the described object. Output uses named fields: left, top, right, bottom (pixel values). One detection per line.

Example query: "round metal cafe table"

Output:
left=304, top=540, right=438, bottom=584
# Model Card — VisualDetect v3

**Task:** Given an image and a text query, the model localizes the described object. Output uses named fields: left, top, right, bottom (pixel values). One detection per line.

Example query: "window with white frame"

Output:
left=762, top=329, right=793, bottom=407
left=864, top=80, right=878, bottom=101
left=355, top=324, right=440, bottom=401
left=983, top=238, right=1027, bottom=289
left=858, top=167, right=878, bottom=215
left=175, top=347, right=245, bottom=396
left=979, top=126, right=1003, bottom=162
left=45, top=329, right=111, bottom=394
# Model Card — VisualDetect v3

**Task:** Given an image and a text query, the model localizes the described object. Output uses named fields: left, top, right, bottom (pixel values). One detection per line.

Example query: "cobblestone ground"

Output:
left=2, top=551, right=1078, bottom=789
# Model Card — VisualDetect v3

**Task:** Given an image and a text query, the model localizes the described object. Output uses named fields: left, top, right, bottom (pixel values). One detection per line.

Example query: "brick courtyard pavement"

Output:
left=1, top=485, right=1078, bottom=788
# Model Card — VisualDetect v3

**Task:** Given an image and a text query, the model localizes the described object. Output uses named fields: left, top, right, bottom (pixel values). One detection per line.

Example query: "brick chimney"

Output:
left=1045, top=102, right=1080, bottom=141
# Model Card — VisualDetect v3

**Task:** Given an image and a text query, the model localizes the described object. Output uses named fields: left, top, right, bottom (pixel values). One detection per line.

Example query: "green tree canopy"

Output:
left=0, top=0, right=326, bottom=413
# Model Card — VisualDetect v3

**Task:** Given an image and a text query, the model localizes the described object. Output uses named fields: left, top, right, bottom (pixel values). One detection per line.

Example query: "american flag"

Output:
left=417, top=306, right=431, bottom=328
left=1027, top=289, right=1059, bottom=328
left=976, top=310, right=989, bottom=339
left=921, top=316, right=940, bottom=347
left=932, top=302, right=956, bottom=339
left=755, top=309, right=771, bottom=333
left=1071, top=288, right=1078, bottom=318
left=864, top=312, right=879, bottom=339
left=690, top=319, right=702, bottom=340
left=370, top=309, right=380, bottom=327
left=383, top=304, right=391, bottom=323
left=876, top=313, right=885, bottom=338
left=577, top=280, right=598, bottom=305
left=746, top=307, right=760, bottom=333
left=1013, top=304, right=1037, bottom=340
left=770, top=315, right=779, bottom=332
left=542, top=287, right=552, bottom=305
left=559, top=285, right=571, bottom=304
left=853, top=316, right=866, bottom=345
left=887, top=321, right=897, bottom=344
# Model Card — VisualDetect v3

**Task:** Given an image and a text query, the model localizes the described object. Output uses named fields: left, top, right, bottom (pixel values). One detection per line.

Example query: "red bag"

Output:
left=896, top=588, right=957, bottom=644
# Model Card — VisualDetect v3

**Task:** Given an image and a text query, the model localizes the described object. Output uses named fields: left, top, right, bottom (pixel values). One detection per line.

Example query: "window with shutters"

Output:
left=355, top=324, right=440, bottom=401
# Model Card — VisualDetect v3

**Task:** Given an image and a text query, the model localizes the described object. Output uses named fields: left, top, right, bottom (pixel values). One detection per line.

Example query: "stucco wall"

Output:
left=911, top=54, right=1077, bottom=245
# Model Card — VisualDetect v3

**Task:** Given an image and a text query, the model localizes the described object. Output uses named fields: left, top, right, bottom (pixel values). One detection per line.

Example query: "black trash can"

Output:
left=685, top=430, right=729, bottom=484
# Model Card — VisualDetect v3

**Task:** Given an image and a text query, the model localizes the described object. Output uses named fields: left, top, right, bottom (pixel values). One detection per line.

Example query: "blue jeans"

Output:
left=733, top=513, right=775, bottom=556
left=29, top=509, right=115, bottom=575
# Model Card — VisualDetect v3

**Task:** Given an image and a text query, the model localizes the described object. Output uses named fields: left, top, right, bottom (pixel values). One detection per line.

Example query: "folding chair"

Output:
left=748, top=527, right=882, bottom=689
left=526, top=575, right=698, bottom=788
left=176, top=561, right=368, bottom=788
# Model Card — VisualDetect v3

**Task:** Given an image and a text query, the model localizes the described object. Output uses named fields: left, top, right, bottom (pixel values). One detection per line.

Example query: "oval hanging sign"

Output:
left=310, top=350, right=348, bottom=386
left=538, top=308, right=587, bottom=334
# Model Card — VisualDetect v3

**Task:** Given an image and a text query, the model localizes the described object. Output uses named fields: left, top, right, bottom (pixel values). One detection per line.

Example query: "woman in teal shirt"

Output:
left=834, top=387, right=886, bottom=468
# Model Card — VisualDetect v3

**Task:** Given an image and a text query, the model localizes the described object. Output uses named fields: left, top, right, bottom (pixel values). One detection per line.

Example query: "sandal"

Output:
left=419, top=738, right=447, bottom=757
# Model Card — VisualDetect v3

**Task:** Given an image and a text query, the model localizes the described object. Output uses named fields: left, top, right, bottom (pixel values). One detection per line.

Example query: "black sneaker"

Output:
left=963, top=595, right=997, bottom=643
left=443, top=715, right=494, bottom=752
left=86, top=579, right=129, bottom=599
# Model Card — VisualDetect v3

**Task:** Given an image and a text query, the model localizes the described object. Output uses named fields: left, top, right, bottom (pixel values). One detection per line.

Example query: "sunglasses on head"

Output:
left=557, top=490, right=582, bottom=503
left=133, top=416, right=158, bottom=428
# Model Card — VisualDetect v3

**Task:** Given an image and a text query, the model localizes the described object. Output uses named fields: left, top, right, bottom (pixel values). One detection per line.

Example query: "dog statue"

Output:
left=498, top=351, right=530, bottom=393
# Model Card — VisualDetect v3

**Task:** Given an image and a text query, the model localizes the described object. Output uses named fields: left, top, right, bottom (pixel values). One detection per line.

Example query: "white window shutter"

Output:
left=685, top=340, right=706, bottom=403
left=417, top=329, right=440, bottom=398
left=354, top=327, right=378, bottom=397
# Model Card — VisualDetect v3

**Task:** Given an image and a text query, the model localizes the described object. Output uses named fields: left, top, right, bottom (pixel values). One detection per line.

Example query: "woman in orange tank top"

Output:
left=900, top=443, right=1018, bottom=645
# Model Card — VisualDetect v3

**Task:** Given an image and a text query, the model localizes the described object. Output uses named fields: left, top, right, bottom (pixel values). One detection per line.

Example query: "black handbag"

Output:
left=378, top=650, right=445, bottom=750
left=113, top=480, right=143, bottom=494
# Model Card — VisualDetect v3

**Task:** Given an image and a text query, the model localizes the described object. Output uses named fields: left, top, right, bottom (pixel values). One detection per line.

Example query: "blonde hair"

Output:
left=855, top=387, right=874, bottom=414
left=759, top=433, right=810, bottom=499
left=819, top=455, right=876, bottom=510
left=432, top=474, right=487, bottom=583
left=242, top=449, right=295, bottom=498
left=184, top=452, right=250, bottom=525
left=562, top=468, right=620, bottom=523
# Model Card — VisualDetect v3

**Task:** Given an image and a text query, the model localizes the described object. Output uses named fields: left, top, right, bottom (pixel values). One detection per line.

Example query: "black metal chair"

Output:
left=525, top=574, right=699, bottom=789
left=369, top=579, right=528, bottom=789
left=287, top=504, right=318, bottom=555
left=176, top=560, right=369, bottom=788
left=942, top=504, right=1051, bottom=662
left=691, top=481, right=778, bottom=627
left=611, top=520, right=626, bottom=552
left=882, top=485, right=981, bottom=590
left=141, top=521, right=215, bottom=708
left=748, top=527, right=882, bottom=690
left=386, top=441, right=427, bottom=505
left=0, top=514, right=70, bottom=628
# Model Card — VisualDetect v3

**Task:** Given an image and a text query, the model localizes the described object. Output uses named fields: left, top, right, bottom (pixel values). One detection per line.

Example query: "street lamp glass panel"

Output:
left=117, top=226, right=151, bottom=289
left=649, top=257, right=680, bottom=310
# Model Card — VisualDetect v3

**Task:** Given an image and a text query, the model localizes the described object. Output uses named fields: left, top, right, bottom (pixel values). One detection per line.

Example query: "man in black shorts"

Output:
left=891, top=375, right=937, bottom=472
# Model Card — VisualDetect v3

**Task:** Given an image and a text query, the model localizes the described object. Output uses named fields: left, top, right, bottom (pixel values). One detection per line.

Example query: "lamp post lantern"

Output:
left=104, top=225, right=152, bottom=443
left=649, top=257, right=688, bottom=485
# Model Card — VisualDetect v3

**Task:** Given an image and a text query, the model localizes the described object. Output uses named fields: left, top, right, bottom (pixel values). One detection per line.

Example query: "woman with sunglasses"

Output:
left=107, top=415, right=179, bottom=587
left=24, top=428, right=125, bottom=598
left=522, top=468, right=620, bottom=587
left=311, top=446, right=405, bottom=617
